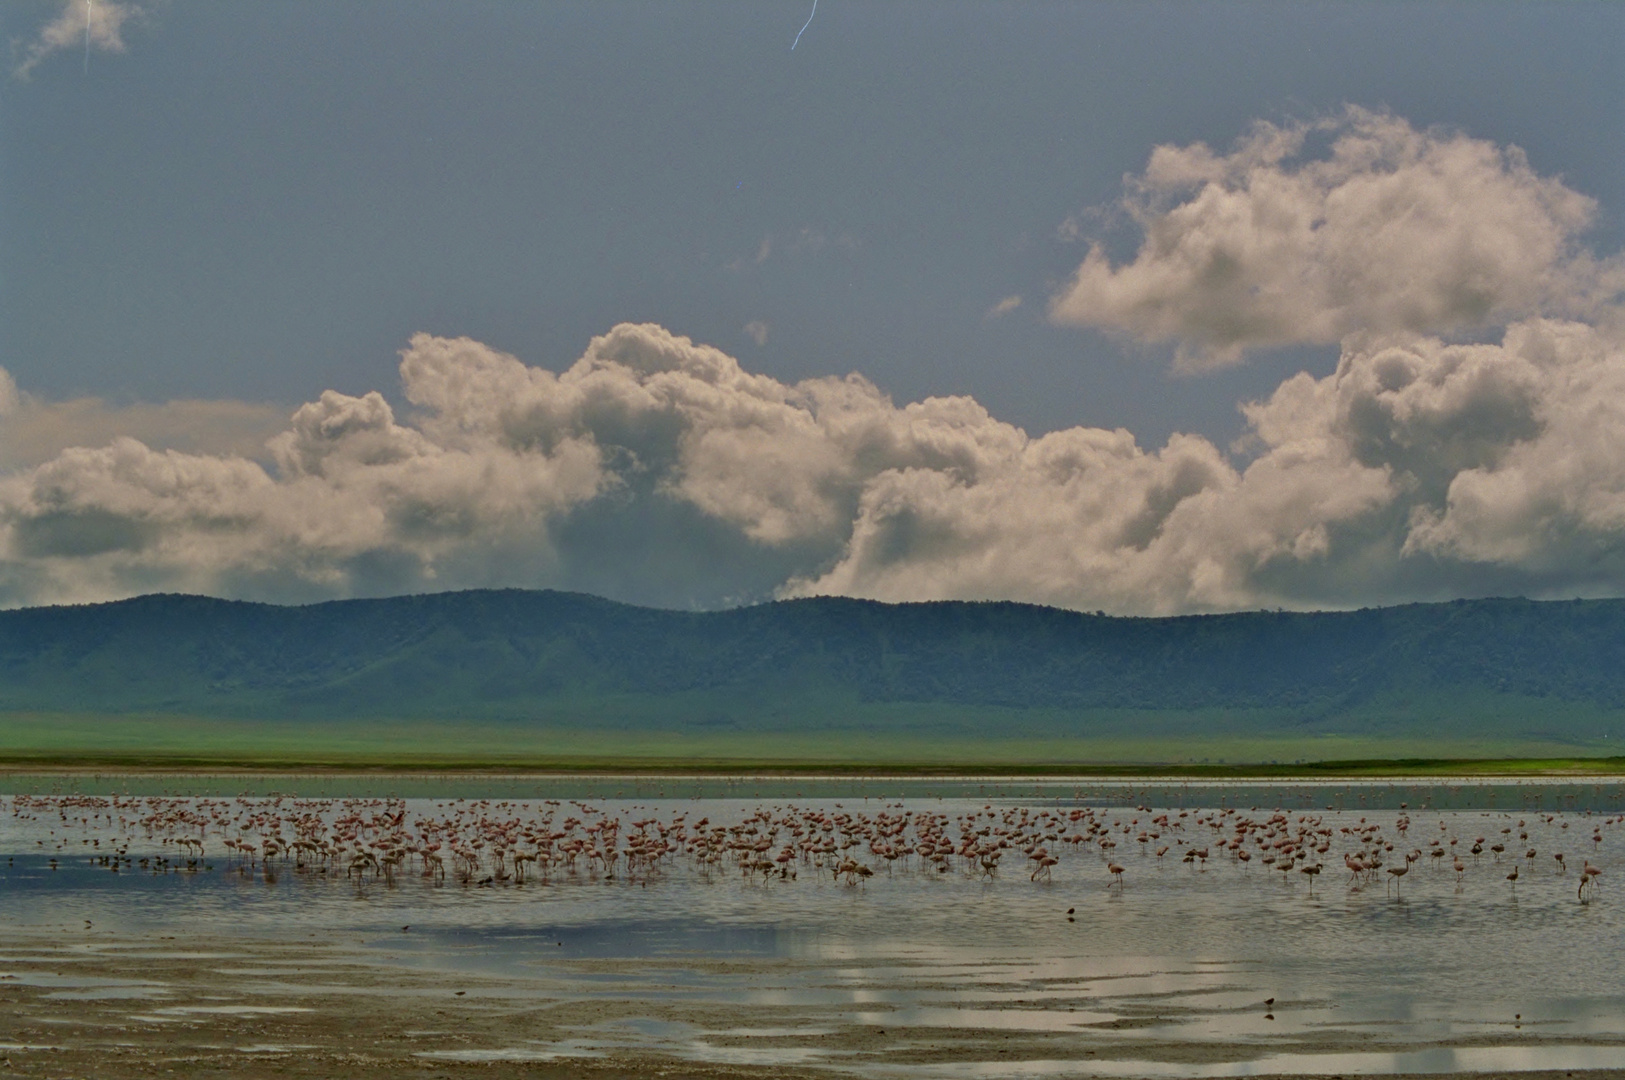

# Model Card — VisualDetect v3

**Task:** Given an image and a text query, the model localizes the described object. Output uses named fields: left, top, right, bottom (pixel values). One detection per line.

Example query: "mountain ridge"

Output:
left=0, top=590, right=1622, bottom=749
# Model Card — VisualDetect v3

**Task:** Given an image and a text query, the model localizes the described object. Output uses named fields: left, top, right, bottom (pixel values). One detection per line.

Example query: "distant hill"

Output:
left=1, top=591, right=1624, bottom=753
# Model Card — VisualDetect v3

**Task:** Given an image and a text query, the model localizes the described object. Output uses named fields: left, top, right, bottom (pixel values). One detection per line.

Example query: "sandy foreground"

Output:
left=1, top=928, right=1623, bottom=1080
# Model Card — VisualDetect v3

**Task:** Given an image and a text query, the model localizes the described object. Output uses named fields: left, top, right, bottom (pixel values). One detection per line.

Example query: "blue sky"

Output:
left=1, top=1, right=1622, bottom=612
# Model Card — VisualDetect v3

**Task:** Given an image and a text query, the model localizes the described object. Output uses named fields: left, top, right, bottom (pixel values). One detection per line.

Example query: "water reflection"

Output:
left=1, top=779, right=1622, bottom=1076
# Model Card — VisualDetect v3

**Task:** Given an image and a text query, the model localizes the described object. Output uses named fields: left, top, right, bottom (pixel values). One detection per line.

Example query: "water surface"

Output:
left=2, top=776, right=1620, bottom=1076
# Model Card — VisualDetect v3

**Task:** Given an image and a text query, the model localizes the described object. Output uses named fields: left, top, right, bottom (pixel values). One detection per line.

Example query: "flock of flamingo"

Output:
left=4, top=793, right=1616, bottom=903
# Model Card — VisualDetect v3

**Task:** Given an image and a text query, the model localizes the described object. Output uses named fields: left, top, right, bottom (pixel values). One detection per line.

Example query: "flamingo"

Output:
left=1580, top=862, right=1602, bottom=900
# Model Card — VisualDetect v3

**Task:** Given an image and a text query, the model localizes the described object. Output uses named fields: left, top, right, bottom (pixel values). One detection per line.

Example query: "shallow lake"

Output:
left=1, top=775, right=1621, bottom=1077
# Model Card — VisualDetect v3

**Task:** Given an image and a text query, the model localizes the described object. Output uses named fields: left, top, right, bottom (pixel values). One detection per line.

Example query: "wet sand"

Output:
left=3, top=928, right=1623, bottom=1079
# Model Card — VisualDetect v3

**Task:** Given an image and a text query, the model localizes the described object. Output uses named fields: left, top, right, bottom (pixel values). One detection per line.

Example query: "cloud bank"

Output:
left=0, top=373, right=287, bottom=471
left=1, top=109, right=1622, bottom=614
left=1, top=314, right=1622, bottom=613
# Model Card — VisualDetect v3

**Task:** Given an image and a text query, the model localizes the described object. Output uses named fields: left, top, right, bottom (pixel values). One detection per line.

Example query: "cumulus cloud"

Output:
left=3, top=109, right=1624, bottom=614
left=13, top=0, right=137, bottom=79
left=0, top=313, right=1622, bottom=614
left=789, top=316, right=1625, bottom=612
left=743, top=320, right=770, bottom=347
left=0, top=344, right=606, bottom=606
left=2, top=326, right=1064, bottom=607
left=1049, top=107, right=1622, bottom=371
left=1394, top=322, right=1625, bottom=574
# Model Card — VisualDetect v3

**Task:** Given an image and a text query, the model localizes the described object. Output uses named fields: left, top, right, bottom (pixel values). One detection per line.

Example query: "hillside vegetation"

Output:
left=0, top=592, right=1622, bottom=763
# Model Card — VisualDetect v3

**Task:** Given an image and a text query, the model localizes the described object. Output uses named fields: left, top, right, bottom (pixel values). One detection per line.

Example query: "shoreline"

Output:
left=2, top=756, right=1625, bottom=780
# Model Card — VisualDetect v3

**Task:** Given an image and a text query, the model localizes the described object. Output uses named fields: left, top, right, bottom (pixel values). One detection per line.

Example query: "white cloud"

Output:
left=985, top=296, right=1022, bottom=320
left=0, top=382, right=287, bottom=470
left=3, top=109, right=1624, bottom=614
left=725, top=227, right=857, bottom=271
left=1049, top=107, right=1621, bottom=371
left=726, top=236, right=773, bottom=272
left=0, top=326, right=1031, bottom=606
left=787, top=316, right=1625, bottom=612
left=743, top=320, right=770, bottom=347
left=14, top=0, right=137, bottom=79
left=0, top=314, right=1622, bottom=614
left=1395, top=321, right=1625, bottom=575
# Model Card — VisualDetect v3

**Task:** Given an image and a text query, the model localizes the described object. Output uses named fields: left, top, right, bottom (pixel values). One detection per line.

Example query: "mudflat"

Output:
left=3, top=927, right=1623, bottom=1080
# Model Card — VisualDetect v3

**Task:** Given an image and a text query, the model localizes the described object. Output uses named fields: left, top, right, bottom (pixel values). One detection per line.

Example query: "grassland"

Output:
left=1, top=712, right=1621, bottom=777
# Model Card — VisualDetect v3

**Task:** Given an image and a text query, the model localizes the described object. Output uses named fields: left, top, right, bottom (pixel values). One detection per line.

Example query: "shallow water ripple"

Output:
left=1, top=781, right=1621, bottom=1076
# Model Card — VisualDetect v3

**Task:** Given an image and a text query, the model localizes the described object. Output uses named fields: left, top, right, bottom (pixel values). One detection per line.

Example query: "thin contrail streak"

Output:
left=85, top=0, right=92, bottom=73
left=791, top=0, right=817, bottom=50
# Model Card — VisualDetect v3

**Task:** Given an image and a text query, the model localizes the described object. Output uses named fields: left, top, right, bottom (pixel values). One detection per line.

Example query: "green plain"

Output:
left=1, top=712, right=1621, bottom=777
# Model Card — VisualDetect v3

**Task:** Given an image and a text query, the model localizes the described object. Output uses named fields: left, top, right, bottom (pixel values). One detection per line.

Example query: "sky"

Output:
left=0, top=0, right=1622, bottom=614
